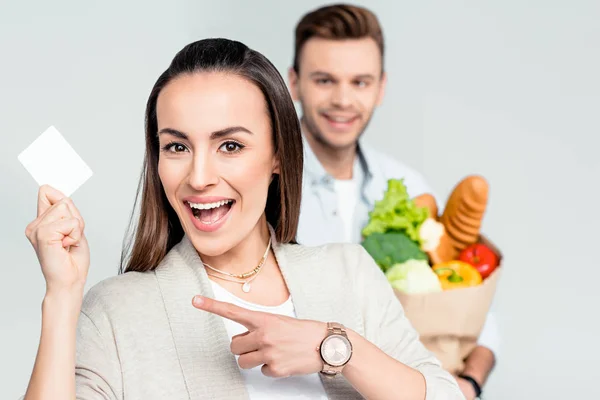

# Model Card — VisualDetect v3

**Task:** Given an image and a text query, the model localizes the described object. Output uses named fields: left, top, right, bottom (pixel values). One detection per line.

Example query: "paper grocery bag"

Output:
left=394, top=235, right=502, bottom=374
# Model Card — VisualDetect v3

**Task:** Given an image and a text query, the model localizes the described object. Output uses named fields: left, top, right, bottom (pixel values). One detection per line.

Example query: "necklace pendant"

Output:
left=242, top=282, right=251, bottom=293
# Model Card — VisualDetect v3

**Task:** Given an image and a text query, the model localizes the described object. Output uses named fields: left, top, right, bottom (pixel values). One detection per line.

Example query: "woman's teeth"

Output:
left=187, top=200, right=234, bottom=225
left=187, top=200, right=233, bottom=210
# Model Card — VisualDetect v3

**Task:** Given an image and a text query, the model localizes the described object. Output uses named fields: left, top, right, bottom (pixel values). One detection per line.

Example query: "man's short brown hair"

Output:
left=293, top=3, right=385, bottom=73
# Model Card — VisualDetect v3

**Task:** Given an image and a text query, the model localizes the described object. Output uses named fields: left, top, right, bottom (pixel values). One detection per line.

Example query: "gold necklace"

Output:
left=203, top=238, right=271, bottom=293
left=206, top=270, right=261, bottom=293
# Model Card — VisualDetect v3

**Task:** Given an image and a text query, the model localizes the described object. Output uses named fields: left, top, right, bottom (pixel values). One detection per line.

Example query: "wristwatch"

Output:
left=318, top=322, right=353, bottom=377
left=458, top=374, right=482, bottom=399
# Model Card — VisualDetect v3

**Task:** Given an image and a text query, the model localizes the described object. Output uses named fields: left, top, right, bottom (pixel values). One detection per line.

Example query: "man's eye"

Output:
left=316, top=78, right=333, bottom=85
left=355, top=81, right=368, bottom=88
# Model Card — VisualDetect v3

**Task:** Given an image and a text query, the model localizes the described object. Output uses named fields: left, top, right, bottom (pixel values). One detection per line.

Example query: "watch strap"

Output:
left=320, top=365, right=343, bottom=377
left=327, top=322, right=346, bottom=336
left=458, top=374, right=482, bottom=397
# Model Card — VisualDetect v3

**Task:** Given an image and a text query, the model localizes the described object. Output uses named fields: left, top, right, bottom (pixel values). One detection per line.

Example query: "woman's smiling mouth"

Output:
left=184, top=197, right=236, bottom=232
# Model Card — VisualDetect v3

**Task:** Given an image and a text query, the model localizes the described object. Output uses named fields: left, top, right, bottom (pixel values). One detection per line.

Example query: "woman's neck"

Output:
left=199, top=217, right=272, bottom=275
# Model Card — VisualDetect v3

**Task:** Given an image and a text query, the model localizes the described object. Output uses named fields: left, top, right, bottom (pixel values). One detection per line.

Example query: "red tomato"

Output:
left=458, top=243, right=499, bottom=280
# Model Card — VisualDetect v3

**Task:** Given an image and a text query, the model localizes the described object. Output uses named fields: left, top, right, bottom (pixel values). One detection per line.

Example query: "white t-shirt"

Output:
left=333, top=178, right=359, bottom=243
left=209, top=281, right=328, bottom=400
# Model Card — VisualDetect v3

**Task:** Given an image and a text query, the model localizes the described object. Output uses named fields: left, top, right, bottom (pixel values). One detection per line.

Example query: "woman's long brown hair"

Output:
left=119, top=39, right=303, bottom=274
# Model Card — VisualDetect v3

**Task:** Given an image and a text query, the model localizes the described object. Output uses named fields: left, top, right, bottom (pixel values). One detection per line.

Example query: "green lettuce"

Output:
left=361, top=178, right=429, bottom=242
left=361, top=232, right=427, bottom=272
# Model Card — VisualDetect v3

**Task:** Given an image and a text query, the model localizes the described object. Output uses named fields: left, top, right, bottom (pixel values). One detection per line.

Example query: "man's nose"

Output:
left=330, top=83, right=354, bottom=108
left=188, top=154, right=219, bottom=190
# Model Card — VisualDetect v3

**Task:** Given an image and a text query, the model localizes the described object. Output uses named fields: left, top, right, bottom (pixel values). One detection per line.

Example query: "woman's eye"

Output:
left=219, top=141, right=244, bottom=153
left=162, top=142, right=188, bottom=153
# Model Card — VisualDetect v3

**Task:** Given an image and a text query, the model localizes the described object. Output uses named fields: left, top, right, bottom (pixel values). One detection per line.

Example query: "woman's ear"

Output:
left=272, top=158, right=280, bottom=175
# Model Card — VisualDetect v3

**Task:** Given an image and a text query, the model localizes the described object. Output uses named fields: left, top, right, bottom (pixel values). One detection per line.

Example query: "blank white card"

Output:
left=18, top=126, right=93, bottom=197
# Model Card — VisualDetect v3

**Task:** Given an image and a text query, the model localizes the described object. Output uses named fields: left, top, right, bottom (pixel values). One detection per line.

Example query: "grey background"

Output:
left=1, top=0, right=599, bottom=398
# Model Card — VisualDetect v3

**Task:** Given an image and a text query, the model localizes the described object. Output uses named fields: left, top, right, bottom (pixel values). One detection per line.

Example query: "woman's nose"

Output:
left=188, top=155, right=219, bottom=190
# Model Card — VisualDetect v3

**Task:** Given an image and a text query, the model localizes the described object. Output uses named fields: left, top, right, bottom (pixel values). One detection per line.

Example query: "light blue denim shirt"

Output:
left=296, top=136, right=434, bottom=247
left=296, top=136, right=501, bottom=358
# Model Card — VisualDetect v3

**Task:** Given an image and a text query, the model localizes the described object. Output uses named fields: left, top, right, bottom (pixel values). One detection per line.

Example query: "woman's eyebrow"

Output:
left=210, top=126, right=253, bottom=139
left=157, top=128, right=188, bottom=140
left=157, top=126, right=253, bottom=140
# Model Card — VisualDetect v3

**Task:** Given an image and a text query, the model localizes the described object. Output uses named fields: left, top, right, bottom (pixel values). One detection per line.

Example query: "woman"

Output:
left=22, top=38, right=464, bottom=400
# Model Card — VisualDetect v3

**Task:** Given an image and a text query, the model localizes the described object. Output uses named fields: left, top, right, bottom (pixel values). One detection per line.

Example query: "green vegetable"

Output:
left=361, top=232, right=427, bottom=272
left=361, top=179, right=429, bottom=242
left=385, top=259, right=442, bottom=294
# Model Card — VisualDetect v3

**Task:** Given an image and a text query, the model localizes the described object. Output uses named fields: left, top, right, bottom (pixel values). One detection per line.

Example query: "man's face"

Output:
left=289, top=37, right=386, bottom=150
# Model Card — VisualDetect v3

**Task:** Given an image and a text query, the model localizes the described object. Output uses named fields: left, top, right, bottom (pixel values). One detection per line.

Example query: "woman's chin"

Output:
left=181, top=211, right=267, bottom=258
left=188, top=234, right=231, bottom=258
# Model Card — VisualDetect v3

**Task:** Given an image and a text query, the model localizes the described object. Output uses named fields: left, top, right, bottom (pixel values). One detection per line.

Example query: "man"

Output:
left=288, top=4, right=499, bottom=399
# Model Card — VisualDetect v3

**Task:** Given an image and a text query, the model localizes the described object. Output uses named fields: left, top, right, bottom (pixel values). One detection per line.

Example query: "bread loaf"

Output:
left=413, top=193, right=438, bottom=220
left=426, top=229, right=457, bottom=264
left=438, top=175, right=489, bottom=258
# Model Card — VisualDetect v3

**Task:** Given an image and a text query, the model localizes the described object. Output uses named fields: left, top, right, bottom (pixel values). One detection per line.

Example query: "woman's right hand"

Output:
left=25, top=185, right=90, bottom=294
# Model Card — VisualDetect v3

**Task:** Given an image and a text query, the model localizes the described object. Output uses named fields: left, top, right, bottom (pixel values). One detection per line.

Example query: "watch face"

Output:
left=320, top=334, right=352, bottom=366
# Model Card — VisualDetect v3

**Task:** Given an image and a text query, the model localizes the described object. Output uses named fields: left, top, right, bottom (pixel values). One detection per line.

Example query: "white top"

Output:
left=209, top=280, right=329, bottom=400
left=333, top=178, right=359, bottom=243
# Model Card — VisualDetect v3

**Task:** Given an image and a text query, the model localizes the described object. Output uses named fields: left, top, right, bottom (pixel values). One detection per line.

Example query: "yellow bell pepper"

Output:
left=432, top=261, right=482, bottom=290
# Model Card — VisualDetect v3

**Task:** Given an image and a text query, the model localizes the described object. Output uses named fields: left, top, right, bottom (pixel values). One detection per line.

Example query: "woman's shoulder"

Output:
left=282, top=240, right=365, bottom=256
left=81, top=270, right=160, bottom=321
left=280, top=241, right=371, bottom=273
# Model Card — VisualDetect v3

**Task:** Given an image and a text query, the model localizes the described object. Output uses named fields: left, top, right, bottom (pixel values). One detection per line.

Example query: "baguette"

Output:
left=438, top=175, right=489, bottom=258
left=413, top=193, right=457, bottom=264
left=413, top=193, right=438, bottom=220
left=426, top=228, right=457, bottom=265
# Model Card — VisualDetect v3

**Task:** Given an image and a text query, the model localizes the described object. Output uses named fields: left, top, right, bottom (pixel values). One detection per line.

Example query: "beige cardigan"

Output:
left=69, top=233, right=463, bottom=400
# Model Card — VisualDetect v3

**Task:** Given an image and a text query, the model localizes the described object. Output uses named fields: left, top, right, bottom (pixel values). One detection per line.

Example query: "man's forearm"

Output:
left=461, top=345, right=496, bottom=387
